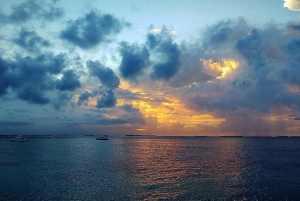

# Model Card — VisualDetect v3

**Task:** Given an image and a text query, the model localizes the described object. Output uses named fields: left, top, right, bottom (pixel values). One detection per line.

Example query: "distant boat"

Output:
left=10, top=135, right=28, bottom=142
left=96, top=135, right=109, bottom=140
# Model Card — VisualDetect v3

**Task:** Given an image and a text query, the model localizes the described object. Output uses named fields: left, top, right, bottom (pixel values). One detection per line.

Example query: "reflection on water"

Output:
left=115, top=137, right=251, bottom=200
left=1, top=136, right=300, bottom=200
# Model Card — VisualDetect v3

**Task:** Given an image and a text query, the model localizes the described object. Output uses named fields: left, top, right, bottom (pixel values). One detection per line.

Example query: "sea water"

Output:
left=1, top=136, right=300, bottom=200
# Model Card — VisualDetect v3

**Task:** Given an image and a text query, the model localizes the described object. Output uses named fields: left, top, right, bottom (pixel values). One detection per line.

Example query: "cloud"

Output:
left=60, top=10, right=130, bottom=49
left=180, top=20, right=300, bottom=122
left=118, top=42, right=150, bottom=82
left=217, top=116, right=272, bottom=135
left=0, top=0, right=64, bottom=24
left=149, top=28, right=176, bottom=35
left=96, top=89, right=117, bottom=108
left=289, top=24, right=300, bottom=32
left=87, top=60, right=120, bottom=89
left=235, top=29, right=265, bottom=68
left=13, top=28, right=50, bottom=53
left=116, top=89, right=142, bottom=100
left=0, top=57, right=10, bottom=95
left=77, top=91, right=92, bottom=106
left=56, top=70, right=81, bottom=91
left=0, top=53, right=79, bottom=105
left=270, top=33, right=300, bottom=86
left=52, top=92, right=73, bottom=111
left=0, top=121, right=34, bottom=126
left=119, top=104, right=140, bottom=113
left=202, top=18, right=248, bottom=49
left=284, top=0, right=300, bottom=11
left=147, top=28, right=181, bottom=81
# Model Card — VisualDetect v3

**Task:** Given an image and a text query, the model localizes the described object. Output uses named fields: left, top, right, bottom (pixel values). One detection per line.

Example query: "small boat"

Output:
left=48, top=135, right=57, bottom=139
left=10, top=135, right=28, bottom=142
left=96, top=135, right=109, bottom=140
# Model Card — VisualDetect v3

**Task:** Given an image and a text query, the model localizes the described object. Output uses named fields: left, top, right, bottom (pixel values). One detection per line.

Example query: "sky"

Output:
left=1, top=0, right=300, bottom=136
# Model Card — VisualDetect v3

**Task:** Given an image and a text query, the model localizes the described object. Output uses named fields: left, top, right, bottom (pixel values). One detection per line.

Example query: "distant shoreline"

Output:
left=1, top=135, right=300, bottom=138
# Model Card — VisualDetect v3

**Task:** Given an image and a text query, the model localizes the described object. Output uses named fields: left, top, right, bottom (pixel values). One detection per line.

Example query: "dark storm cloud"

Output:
left=270, top=61, right=300, bottom=86
left=218, top=116, right=270, bottom=135
left=182, top=21, right=300, bottom=120
left=168, top=46, right=212, bottom=87
left=60, top=10, right=130, bottom=49
left=290, top=24, right=300, bottom=32
left=87, top=60, right=120, bottom=89
left=0, top=57, right=10, bottom=95
left=202, top=18, right=248, bottom=49
left=52, top=92, right=73, bottom=111
left=116, top=89, right=141, bottom=100
left=235, top=29, right=265, bottom=68
left=118, top=42, right=150, bottom=82
left=147, top=31, right=181, bottom=81
left=0, top=53, right=80, bottom=105
left=188, top=76, right=298, bottom=115
left=0, top=0, right=64, bottom=24
left=96, top=104, right=145, bottom=125
left=16, top=86, right=51, bottom=104
left=96, top=89, right=117, bottom=108
left=56, top=70, right=81, bottom=91
left=13, top=28, right=50, bottom=53
left=165, top=18, right=251, bottom=87
left=77, top=91, right=92, bottom=106
left=119, top=104, right=140, bottom=113
left=268, top=29, right=300, bottom=86
left=282, top=37, right=300, bottom=59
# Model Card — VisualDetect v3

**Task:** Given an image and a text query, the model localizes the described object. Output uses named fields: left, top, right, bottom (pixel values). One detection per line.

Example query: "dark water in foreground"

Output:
left=1, top=136, right=300, bottom=200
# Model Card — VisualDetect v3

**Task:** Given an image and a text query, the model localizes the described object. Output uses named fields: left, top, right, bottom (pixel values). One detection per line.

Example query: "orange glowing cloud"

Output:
left=201, top=59, right=239, bottom=79
left=118, top=79, right=224, bottom=130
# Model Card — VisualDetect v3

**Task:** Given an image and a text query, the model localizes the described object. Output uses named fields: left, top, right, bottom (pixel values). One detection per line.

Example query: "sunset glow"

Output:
left=201, top=59, right=239, bottom=80
left=1, top=0, right=300, bottom=137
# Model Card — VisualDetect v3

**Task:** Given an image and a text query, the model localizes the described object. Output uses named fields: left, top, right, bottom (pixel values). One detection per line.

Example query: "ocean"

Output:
left=1, top=136, right=300, bottom=200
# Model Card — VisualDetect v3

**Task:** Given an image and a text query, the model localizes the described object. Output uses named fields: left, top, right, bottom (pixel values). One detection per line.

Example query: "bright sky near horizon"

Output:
left=1, top=0, right=300, bottom=136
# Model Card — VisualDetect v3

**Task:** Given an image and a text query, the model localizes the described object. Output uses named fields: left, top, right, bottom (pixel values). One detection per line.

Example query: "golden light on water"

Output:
left=201, top=59, right=239, bottom=79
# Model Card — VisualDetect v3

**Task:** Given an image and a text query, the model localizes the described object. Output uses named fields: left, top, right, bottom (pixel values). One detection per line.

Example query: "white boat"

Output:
left=96, top=135, right=109, bottom=140
left=10, top=135, right=28, bottom=142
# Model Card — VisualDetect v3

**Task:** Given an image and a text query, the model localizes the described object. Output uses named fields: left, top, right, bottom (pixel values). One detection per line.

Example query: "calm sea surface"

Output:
left=1, top=136, right=300, bottom=200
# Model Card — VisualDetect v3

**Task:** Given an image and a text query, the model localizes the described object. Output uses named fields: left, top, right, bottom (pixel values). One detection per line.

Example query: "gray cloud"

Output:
left=56, top=70, right=81, bottom=91
left=60, top=10, right=130, bottom=49
left=96, top=89, right=117, bottom=108
left=217, top=116, right=286, bottom=136
left=13, top=28, right=50, bottom=53
left=0, top=53, right=82, bottom=107
left=148, top=29, right=181, bottom=81
left=0, top=0, right=64, bottom=24
left=235, top=29, right=265, bottom=68
left=202, top=18, right=248, bottom=50
left=87, top=60, right=120, bottom=89
left=116, top=89, right=142, bottom=100
left=120, top=104, right=140, bottom=113
left=52, top=92, right=73, bottom=111
left=118, top=42, right=150, bottom=82
left=181, top=20, right=300, bottom=121
left=77, top=91, right=92, bottom=106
